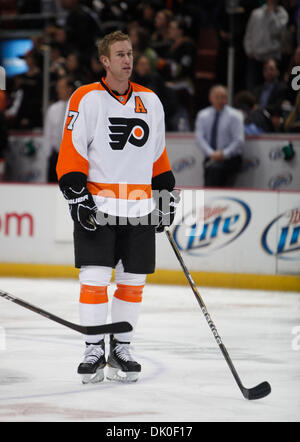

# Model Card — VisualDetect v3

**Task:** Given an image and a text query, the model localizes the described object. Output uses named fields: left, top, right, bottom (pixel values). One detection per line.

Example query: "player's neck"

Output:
left=104, top=73, right=130, bottom=96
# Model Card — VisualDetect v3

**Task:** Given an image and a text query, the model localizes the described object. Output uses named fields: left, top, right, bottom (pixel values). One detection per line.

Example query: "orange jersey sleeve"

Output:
left=56, top=83, right=103, bottom=180
left=152, top=147, right=171, bottom=178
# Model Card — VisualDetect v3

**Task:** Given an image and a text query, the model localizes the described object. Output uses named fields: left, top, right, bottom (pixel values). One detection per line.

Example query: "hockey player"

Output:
left=56, top=31, right=177, bottom=383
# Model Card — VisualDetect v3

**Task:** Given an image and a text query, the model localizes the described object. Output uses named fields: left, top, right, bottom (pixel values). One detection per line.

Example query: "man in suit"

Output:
left=254, top=58, right=287, bottom=110
left=195, top=85, right=244, bottom=187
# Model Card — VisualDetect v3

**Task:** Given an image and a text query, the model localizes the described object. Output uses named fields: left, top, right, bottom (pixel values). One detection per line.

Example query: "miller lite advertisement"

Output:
left=156, top=189, right=300, bottom=275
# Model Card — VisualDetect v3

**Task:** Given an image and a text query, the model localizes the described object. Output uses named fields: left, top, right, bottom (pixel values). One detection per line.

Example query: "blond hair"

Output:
left=97, top=30, right=131, bottom=61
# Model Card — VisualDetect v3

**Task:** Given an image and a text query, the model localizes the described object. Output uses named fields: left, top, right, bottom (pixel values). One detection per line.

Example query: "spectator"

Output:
left=162, top=19, right=196, bottom=89
left=52, top=25, right=75, bottom=55
left=268, top=107, right=285, bottom=132
left=48, top=42, right=67, bottom=101
left=284, top=90, right=300, bottom=132
left=235, top=86, right=287, bottom=134
left=133, top=1, right=159, bottom=35
left=128, top=27, right=158, bottom=73
left=234, top=90, right=265, bottom=135
left=157, top=18, right=197, bottom=130
left=244, top=106, right=285, bottom=133
left=151, top=8, right=173, bottom=58
left=131, top=55, right=163, bottom=93
left=87, top=52, right=105, bottom=82
left=59, top=0, right=103, bottom=60
left=243, top=0, right=289, bottom=90
left=195, top=85, right=244, bottom=187
left=43, top=76, right=76, bottom=182
left=131, top=54, right=179, bottom=131
left=254, top=58, right=287, bottom=110
left=60, top=51, right=89, bottom=84
left=5, top=49, right=43, bottom=129
left=234, top=90, right=258, bottom=120
left=49, top=42, right=66, bottom=76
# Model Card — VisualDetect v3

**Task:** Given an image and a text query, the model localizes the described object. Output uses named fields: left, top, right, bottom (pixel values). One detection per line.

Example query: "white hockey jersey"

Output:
left=56, top=78, right=171, bottom=217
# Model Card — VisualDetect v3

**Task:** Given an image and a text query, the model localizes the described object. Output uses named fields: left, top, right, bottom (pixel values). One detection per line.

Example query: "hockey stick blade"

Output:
left=0, top=290, right=132, bottom=335
left=242, top=381, right=271, bottom=400
left=82, top=321, right=132, bottom=335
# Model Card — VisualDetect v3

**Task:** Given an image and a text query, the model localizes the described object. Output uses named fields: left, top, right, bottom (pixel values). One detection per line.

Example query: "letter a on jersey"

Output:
left=135, top=96, right=147, bottom=113
left=108, top=118, right=149, bottom=150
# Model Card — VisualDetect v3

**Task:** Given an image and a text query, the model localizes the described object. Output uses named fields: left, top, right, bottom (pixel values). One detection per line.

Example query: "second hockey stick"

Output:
left=0, top=290, right=132, bottom=335
left=165, top=227, right=271, bottom=400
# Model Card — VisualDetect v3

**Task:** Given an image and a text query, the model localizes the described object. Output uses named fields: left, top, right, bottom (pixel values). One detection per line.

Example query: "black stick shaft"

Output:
left=165, top=228, right=246, bottom=395
left=0, top=290, right=132, bottom=335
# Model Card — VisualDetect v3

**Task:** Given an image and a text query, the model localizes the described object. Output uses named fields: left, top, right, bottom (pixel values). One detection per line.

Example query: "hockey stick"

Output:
left=0, top=290, right=132, bottom=335
left=165, top=228, right=271, bottom=400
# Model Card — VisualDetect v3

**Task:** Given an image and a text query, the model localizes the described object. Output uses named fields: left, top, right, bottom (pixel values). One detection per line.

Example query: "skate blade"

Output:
left=106, top=366, right=139, bottom=383
left=81, top=368, right=104, bottom=384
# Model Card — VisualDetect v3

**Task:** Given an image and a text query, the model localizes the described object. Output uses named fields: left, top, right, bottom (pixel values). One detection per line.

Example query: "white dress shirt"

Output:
left=195, top=105, right=244, bottom=159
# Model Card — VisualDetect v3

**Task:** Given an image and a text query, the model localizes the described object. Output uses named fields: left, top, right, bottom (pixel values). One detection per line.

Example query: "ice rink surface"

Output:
left=0, top=277, right=299, bottom=422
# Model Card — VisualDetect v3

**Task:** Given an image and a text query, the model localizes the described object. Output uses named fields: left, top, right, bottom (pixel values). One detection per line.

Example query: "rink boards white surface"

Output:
left=0, top=278, right=299, bottom=422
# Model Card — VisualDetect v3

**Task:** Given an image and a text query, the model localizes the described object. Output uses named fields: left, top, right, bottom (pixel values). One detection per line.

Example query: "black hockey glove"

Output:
left=63, top=186, right=99, bottom=231
left=59, top=173, right=99, bottom=231
left=153, top=189, right=180, bottom=233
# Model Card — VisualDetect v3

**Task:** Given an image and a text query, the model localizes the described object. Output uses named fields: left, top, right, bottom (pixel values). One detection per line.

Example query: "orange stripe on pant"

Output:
left=80, top=284, right=108, bottom=304
left=114, top=284, right=144, bottom=303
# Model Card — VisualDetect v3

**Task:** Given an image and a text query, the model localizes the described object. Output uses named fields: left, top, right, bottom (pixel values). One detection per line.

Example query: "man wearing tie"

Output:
left=195, top=85, right=244, bottom=187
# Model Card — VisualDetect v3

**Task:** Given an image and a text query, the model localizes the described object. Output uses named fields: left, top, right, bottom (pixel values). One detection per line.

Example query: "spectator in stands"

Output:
left=234, top=90, right=257, bottom=120
left=151, top=8, right=173, bottom=58
left=51, top=24, right=75, bottom=55
left=129, top=27, right=158, bottom=73
left=156, top=18, right=196, bottom=130
left=162, top=18, right=196, bottom=90
left=59, top=0, right=103, bottom=60
left=268, top=107, right=285, bottom=132
left=235, top=87, right=287, bottom=134
left=87, top=52, right=105, bottom=82
left=48, top=42, right=67, bottom=101
left=49, top=42, right=66, bottom=75
left=254, top=58, right=287, bottom=110
left=195, top=85, right=244, bottom=187
left=43, top=76, right=76, bottom=182
left=60, top=51, right=89, bottom=85
left=131, top=54, right=179, bottom=131
left=284, top=90, right=300, bottom=132
left=244, top=105, right=285, bottom=133
left=234, top=90, right=264, bottom=135
left=133, top=1, right=159, bottom=35
left=243, top=0, right=289, bottom=90
left=5, top=49, right=43, bottom=129
left=131, top=55, right=162, bottom=92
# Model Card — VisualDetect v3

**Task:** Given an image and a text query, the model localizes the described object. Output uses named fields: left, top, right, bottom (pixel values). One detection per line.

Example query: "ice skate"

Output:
left=77, top=339, right=106, bottom=384
left=106, top=335, right=141, bottom=383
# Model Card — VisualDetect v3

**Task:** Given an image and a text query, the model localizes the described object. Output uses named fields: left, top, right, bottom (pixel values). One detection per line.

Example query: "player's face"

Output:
left=106, top=40, right=133, bottom=81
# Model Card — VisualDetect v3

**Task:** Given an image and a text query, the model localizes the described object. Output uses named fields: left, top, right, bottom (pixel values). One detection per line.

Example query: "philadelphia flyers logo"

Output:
left=108, top=118, right=149, bottom=150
